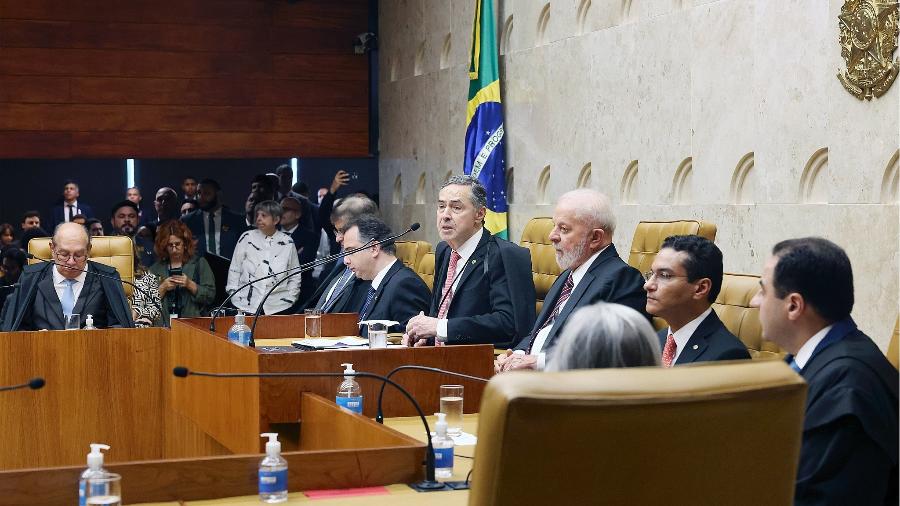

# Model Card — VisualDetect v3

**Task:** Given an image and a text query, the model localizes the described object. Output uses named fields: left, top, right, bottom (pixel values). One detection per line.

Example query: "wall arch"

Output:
left=672, top=157, right=693, bottom=204
left=799, top=147, right=829, bottom=203
left=620, top=160, right=639, bottom=205
left=730, top=152, right=756, bottom=204
left=538, top=165, right=551, bottom=204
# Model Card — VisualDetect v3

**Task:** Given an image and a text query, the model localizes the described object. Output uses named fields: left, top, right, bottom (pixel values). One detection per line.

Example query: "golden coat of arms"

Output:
left=837, top=0, right=899, bottom=100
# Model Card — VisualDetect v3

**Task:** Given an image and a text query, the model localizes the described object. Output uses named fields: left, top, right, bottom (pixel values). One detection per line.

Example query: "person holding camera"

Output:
left=149, top=220, right=215, bottom=322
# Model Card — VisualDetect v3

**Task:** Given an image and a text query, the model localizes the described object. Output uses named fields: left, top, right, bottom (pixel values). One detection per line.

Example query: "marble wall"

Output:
left=377, top=0, right=900, bottom=348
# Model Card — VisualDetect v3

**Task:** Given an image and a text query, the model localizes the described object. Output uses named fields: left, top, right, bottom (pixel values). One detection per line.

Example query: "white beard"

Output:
left=556, top=241, right=588, bottom=271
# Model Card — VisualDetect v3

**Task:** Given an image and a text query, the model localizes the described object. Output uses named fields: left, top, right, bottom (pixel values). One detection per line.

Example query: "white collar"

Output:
left=668, top=307, right=713, bottom=354
left=204, top=207, right=221, bottom=217
left=281, top=223, right=299, bottom=235
left=65, top=200, right=78, bottom=207
left=453, top=228, right=484, bottom=264
left=52, top=264, right=88, bottom=285
left=569, top=246, right=607, bottom=287
left=371, top=258, right=397, bottom=290
left=793, top=324, right=834, bottom=370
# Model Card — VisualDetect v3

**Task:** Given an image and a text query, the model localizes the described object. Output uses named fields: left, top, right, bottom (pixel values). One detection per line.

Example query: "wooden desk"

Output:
left=134, top=415, right=479, bottom=506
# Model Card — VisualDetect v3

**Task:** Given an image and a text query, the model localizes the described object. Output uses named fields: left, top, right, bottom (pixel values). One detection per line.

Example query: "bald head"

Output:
left=550, top=190, right=616, bottom=270
left=51, top=222, right=91, bottom=279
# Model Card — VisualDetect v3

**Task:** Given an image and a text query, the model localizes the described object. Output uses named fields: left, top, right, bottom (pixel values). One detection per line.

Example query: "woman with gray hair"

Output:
left=546, top=302, right=661, bottom=371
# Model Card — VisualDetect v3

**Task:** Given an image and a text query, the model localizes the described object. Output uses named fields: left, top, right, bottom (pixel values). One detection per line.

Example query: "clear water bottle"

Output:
left=432, top=413, right=454, bottom=479
left=227, top=311, right=251, bottom=346
left=335, top=363, right=363, bottom=414
left=259, top=433, right=288, bottom=503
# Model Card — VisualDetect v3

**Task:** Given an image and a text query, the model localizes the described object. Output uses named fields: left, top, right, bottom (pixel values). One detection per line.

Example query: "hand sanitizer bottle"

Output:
left=259, top=433, right=288, bottom=503
left=228, top=311, right=251, bottom=346
left=79, top=443, right=110, bottom=506
left=432, top=413, right=454, bottom=479
left=83, top=314, right=96, bottom=330
left=335, top=363, right=363, bottom=414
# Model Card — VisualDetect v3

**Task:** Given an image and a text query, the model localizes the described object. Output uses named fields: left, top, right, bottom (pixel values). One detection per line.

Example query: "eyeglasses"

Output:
left=642, top=270, right=689, bottom=283
left=55, top=251, right=87, bottom=262
left=167, top=242, right=184, bottom=249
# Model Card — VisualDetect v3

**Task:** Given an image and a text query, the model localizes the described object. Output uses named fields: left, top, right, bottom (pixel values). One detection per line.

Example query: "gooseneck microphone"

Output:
left=247, top=223, right=422, bottom=345
left=172, top=364, right=448, bottom=491
left=0, top=377, right=45, bottom=392
left=209, top=223, right=420, bottom=334
left=26, top=253, right=163, bottom=327
left=374, top=366, right=490, bottom=424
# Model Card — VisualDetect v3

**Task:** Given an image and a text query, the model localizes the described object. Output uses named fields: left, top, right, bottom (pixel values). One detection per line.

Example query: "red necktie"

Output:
left=662, top=333, right=677, bottom=367
left=526, top=273, right=575, bottom=353
left=435, top=251, right=461, bottom=346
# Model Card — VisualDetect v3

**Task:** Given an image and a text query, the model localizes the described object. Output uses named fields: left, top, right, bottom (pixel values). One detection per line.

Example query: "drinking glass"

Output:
left=304, top=309, right=322, bottom=339
left=84, top=473, right=122, bottom=506
left=65, top=313, right=81, bottom=330
left=439, top=384, right=464, bottom=436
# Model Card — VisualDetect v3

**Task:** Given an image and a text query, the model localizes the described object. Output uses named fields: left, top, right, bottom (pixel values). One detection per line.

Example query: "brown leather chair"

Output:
left=628, top=220, right=717, bottom=274
left=887, top=317, right=899, bottom=370
left=519, top=217, right=560, bottom=313
left=28, top=235, right=136, bottom=298
left=416, top=251, right=436, bottom=291
left=713, top=272, right=783, bottom=360
left=469, top=361, right=806, bottom=506
left=394, top=240, right=432, bottom=272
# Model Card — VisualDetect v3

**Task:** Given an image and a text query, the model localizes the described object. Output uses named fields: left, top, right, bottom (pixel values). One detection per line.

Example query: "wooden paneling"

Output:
left=0, top=0, right=370, bottom=158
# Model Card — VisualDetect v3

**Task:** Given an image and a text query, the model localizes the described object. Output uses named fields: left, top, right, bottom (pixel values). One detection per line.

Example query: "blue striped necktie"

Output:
left=322, top=268, right=353, bottom=312
left=61, top=279, right=76, bottom=316
left=358, top=287, right=377, bottom=321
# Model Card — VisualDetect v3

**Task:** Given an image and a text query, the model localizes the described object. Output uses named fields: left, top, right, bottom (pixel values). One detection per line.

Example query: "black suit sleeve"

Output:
left=445, top=251, right=516, bottom=345
left=386, top=274, right=431, bottom=330
left=795, top=416, right=895, bottom=506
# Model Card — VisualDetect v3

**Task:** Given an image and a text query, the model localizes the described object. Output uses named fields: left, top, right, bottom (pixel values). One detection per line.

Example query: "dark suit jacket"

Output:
left=181, top=206, right=248, bottom=259
left=284, top=225, right=320, bottom=305
left=0, top=261, right=133, bottom=331
left=656, top=310, right=750, bottom=365
left=325, top=276, right=371, bottom=315
left=431, top=229, right=535, bottom=346
left=514, top=244, right=647, bottom=353
left=49, top=202, right=94, bottom=230
left=794, top=322, right=898, bottom=506
left=358, top=260, right=430, bottom=335
left=295, top=259, right=345, bottom=312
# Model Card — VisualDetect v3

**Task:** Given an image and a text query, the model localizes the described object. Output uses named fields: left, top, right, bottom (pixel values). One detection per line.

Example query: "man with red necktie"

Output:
left=496, top=189, right=648, bottom=372
left=645, top=235, right=749, bottom=367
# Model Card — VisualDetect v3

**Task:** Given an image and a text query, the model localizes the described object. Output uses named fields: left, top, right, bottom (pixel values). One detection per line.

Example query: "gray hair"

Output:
left=440, top=174, right=487, bottom=210
left=546, top=302, right=660, bottom=371
left=331, top=195, right=379, bottom=226
left=347, top=214, right=396, bottom=255
left=254, top=200, right=283, bottom=220
left=559, top=189, right=616, bottom=237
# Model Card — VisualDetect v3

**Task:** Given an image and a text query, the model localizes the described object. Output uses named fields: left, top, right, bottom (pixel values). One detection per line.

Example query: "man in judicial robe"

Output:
left=0, top=223, right=133, bottom=331
left=404, top=175, right=535, bottom=347
left=496, top=189, right=647, bottom=371
left=751, top=237, right=897, bottom=506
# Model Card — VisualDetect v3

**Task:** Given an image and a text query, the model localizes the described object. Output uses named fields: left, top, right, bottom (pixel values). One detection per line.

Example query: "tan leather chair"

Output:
left=394, top=240, right=432, bottom=272
left=520, top=217, right=560, bottom=313
left=28, top=235, right=136, bottom=298
left=713, top=272, right=783, bottom=360
left=416, top=251, right=435, bottom=291
left=628, top=220, right=717, bottom=274
left=887, top=317, right=899, bottom=370
left=469, top=361, right=806, bottom=506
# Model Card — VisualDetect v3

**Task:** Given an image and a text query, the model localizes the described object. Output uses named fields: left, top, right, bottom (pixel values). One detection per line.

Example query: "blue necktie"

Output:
left=788, top=358, right=801, bottom=373
left=322, top=268, right=353, bottom=312
left=358, top=287, right=377, bottom=321
left=61, top=279, right=76, bottom=317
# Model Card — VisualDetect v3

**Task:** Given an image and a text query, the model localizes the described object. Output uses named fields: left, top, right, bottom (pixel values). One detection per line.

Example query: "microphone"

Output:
left=245, top=223, right=422, bottom=346
left=374, top=366, right=489, bottom=424
left=0, top=283, right=20, bottom=292
left=172, top=364, right=449, bottom=491
left=0, top=377, right=45, bottom=392
left=26, top=253, right=162, bottom=327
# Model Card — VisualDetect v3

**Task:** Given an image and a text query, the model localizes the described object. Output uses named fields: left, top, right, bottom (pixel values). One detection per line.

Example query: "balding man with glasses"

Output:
left=0, top=222, right=134, bottom=331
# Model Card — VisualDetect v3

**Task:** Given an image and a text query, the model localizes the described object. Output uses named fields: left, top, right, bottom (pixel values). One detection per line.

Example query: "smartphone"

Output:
left=169, top=267, right=183, bottom=276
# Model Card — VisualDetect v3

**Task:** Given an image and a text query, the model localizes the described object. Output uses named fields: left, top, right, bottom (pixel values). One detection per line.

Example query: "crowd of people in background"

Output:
left=0, top=165, right=370, bottom=325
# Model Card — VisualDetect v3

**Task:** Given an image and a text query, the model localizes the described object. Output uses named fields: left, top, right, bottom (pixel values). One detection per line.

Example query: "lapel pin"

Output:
left=471, top=259, right=476, bottom=265
left=692, top=344, right=699, bottom=350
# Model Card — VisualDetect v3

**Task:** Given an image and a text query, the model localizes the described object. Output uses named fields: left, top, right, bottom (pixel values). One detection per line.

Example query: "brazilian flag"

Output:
left=464, top=0, right=508, bottom=239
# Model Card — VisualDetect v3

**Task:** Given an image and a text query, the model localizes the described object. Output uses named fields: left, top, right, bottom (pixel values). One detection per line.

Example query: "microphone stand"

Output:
left=26, top=253, right=163, bottom=327
left=0, top=377, right=45, bottom=392
left=210, top=222, right=419, bottom=334
left=247, top=223, right=421, bottom=345
left=172, top=366, right=448, bottom=492
left=374, top=366, right=490, bottom=424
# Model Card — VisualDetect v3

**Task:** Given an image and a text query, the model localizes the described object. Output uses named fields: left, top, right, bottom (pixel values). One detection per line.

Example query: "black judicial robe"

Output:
left=794, top=319, right=898, bottom=506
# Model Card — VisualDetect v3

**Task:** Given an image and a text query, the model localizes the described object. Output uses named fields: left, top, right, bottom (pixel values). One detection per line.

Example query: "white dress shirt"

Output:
left=793, top=324, right=834, bottom=370
left=226, top=229, right=301, bottom=315
left=63, top=200, right=83, bottom=222
left=666, top=307, right=713, bottom=363
left=531, top=247, right=606, bottom=370
left=437, top=228, right=484, bottom=339
left=52, top=267, right=87, bottom=306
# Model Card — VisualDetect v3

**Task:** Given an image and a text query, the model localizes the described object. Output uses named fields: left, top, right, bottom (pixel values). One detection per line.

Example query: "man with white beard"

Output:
left=496, top=189, right=648, bottom=372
